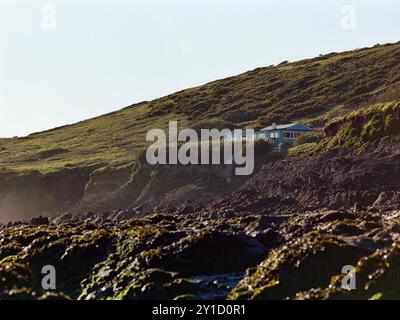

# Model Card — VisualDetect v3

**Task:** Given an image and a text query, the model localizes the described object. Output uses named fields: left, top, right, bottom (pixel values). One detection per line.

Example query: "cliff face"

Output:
left=246, top=142, right=400, bottom=211
left=0, top=160, right=252, bottom=223
left=0, top=167, right=96, bottom=222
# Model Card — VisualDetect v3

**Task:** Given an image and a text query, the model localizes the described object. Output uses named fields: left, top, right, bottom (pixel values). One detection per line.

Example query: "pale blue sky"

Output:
left=0, top=0, right=399, bottom=137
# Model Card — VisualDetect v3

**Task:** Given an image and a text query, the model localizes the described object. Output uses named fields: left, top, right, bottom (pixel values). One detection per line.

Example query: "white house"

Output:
left=256, top=122, right=314, bottom=150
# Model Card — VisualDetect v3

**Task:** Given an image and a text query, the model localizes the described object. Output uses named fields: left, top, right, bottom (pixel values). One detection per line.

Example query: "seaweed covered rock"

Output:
left=293, top=238, right=400, bottom=300
left=228, top=231, right=371, bottom=300
left=0, top=224, right=117, bottom=299
left=79, top=214, right=267, bottom=300
left=1, top=204, right=400, bottom=300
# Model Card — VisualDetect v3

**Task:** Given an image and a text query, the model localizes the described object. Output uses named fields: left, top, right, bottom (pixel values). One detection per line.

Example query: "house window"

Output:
left=270, top=132, right=279, bottom=139
left=283, top=132, right=297, bottom=139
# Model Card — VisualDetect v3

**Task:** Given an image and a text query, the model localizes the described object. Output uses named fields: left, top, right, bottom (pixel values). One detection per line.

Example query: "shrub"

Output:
left=289, top=143, right=318, bottom=156
left=385, top=114, right=395, bottom=129
left=294, top=132, right=324, bottom=146
left=254, top=139, right=274, bottom=157
left=361, top=115, right=382, bottom=141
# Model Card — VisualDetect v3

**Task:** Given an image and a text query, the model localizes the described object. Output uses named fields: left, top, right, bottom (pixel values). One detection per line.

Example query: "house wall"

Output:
left=255, top=124, right=314, bottom=151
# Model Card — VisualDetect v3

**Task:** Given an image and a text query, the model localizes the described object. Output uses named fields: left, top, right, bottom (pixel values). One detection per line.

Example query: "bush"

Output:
left=289, top=143, right=318, bottom=156
left=254, top=139, right=274, bottom=157
left=361, top=115, right=382, bottom=141
left=294, top=132, right=324, bottom=146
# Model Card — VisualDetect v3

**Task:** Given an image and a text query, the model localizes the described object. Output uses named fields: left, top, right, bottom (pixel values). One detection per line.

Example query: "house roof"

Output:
left=260, top=123, right=313, bottom=132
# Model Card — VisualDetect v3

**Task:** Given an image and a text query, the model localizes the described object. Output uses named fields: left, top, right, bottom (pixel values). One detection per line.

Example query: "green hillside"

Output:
left=1, top=42, right=400, bottom=173
left=290, top=99, right=400, bottom=156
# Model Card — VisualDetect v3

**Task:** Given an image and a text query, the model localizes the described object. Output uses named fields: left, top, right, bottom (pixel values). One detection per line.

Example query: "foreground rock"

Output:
left=1, top=206, right=400, bottom=300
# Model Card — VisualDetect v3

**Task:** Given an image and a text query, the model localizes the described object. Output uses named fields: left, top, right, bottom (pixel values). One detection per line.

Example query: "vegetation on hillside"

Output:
left=322, top=100, right=400, bottom=150
left=290, top=100, right=400, bottom=156
left=1, top=42, right=400, bottom=174
left=0, top=104, right=188, bottom=173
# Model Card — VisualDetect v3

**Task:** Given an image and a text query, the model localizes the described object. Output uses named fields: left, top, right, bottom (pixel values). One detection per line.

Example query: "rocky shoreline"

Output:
left=2, top=140, right=400, bottom=300
left=2, top=206, right=400, bottom=300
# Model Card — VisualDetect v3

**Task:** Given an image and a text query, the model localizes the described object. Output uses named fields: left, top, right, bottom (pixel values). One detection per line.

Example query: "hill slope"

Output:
left=1, top=42, right=400, bottom=173
left=1, top=42, right=400, bottom=221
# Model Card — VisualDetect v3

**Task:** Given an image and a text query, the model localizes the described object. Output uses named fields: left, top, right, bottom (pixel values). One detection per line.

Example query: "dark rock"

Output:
left=229, top=231, right=372, bottom=300
left=52, top=212, right=73, bottom=224
left=141, top=231, right=266, bottom=275
left=179, top=206, right=194, bottom=215
left=29, top=216, right=49, bottom=226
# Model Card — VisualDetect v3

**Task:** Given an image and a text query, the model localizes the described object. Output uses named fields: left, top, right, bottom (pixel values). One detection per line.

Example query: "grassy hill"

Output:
left=1, top=42, right=400, bottom=174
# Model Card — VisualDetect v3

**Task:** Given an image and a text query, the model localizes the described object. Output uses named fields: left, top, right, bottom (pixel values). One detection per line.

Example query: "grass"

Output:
left=1, top=42, right=400, bottom=173
left=289, top=100, right=400, bottom=156
left=289, top=143, right=319, bottom=156
left=297, top=104, right=356, bottom=128
left=0, top=103, right=189, bottom=173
